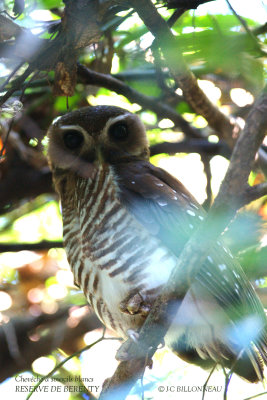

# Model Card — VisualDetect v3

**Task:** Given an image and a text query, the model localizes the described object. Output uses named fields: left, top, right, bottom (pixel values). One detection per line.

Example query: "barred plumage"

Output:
left=47, top=105, right=267, bottom=382
left=59, top=163, right=177, bottom=337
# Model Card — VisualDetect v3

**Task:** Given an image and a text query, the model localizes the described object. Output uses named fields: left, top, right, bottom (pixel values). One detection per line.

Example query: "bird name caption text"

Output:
left=14, top=375, right=100, bottom=393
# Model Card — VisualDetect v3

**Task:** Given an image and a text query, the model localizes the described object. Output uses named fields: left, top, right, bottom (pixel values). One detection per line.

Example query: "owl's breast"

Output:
left=62, top=166, right=177, bottom=337
left=80, top=201, right=177, bottom=337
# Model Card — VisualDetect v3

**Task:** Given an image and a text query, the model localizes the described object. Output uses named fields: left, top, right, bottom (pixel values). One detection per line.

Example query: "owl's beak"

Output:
left=95, top=145, right=103, bottom=162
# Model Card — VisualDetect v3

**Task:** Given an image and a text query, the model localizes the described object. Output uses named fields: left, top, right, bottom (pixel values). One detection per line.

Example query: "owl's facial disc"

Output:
left=47, top=123, right=96, bottom=179
left=100, top=113, right=149, bottom=163
left=47, top=106, right=150, bottom=180
left=63, top=129, right=84, bottom=150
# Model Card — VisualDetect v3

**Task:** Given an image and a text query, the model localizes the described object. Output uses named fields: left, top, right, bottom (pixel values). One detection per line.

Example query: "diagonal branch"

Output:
left=99, top=87, right=267, bottom=400
left=77, top=64, right=202, bottom=139
left=150, top=139, right=231, bottom=158
left=129, top=0, right=236, bottom=146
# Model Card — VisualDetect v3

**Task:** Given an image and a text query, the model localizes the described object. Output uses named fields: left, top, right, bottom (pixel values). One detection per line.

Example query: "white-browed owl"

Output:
left=47, top=105, right=267, bottom=382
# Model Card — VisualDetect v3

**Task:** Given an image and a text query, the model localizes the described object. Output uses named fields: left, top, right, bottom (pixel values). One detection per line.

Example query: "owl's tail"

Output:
left=170, top=327, right=267, bottom=383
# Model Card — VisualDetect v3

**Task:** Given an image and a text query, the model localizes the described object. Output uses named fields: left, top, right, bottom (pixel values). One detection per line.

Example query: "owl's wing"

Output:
left=114, top=161, right=267, bottom=373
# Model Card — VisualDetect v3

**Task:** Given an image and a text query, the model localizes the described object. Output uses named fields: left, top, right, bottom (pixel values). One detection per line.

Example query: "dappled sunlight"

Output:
left=82, top=329, right=120, bottom=390
left=155, top=153, right=208, bottom=203
left=0, top=251, right=42, bottom=270
left=230, top=88, right=254, bottom=107
left=198, top=80, right=222, bottom=104
left=0, top=291, right=12, bottom=311
left=0, top=1, right=266, bottom=399
left=210, top=156, right=229, bottom=197
left=158, top=118, right=175, bottom=129
left=32, top=356, right=56, bottom=375
left=87, top=93, right=141, bottom=113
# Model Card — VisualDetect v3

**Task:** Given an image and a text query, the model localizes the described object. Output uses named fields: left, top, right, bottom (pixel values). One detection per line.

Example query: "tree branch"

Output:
left=99, top=87, right=267, bottom=400
left=0, top=66, right=33, bottom=107
left=238, top=182, right=267, bottom=208
left=129, top=0, right=236, bottom=146
left=0, top=241, right=63, bottom=253
left=77, top=64, right=202, bottom=139
left=165, top=0, right=216, bottom=8
left=0, top=307, right=102, bottom=382
left=150, top=139, right=231, bottom=158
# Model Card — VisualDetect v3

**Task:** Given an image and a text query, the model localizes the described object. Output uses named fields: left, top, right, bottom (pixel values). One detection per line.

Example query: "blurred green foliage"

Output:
left=0, top=1, right=266, bottom=398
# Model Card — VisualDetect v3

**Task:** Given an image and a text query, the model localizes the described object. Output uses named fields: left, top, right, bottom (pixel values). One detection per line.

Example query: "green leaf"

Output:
left=115, top=25, right=149, bottom=50
left=32, top=0, right=64, bottom=9
left=173, top=12, right=257, bottom=34
left=130, top=80, right=161, bottom=97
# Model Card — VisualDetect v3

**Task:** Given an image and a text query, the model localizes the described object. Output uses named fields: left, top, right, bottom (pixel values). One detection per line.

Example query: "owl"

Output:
left=47, top=105, right=267, bottom=382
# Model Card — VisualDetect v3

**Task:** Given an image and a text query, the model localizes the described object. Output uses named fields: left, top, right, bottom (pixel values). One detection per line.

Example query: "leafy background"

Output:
left=0, top=0, right=266, bottom=399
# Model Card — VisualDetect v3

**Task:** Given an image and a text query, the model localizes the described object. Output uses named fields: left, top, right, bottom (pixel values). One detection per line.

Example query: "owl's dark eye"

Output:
left=63, top=130, right=84, bottom=150
left=109, top=123, right=129, bottom=141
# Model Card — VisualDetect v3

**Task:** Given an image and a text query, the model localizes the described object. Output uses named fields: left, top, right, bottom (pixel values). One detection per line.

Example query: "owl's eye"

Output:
left=109, top=123, right=129, bottom=141
left=63, top=130, right=84, bottom=150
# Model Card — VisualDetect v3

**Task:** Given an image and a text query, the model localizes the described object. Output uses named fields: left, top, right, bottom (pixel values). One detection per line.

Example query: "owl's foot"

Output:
left=116, top=330, right=154, bottom=367
left=127, top=328, right=140, bottom=343
left=115, top=329, right=145, bottom=362
left=119, top=292, right=151, bottom=316
left=116, top=330, right=139, bottom=361
left=115, top=340, right=133, bottom=361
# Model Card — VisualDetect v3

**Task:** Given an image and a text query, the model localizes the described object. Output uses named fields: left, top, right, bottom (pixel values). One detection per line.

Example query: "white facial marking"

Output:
left=59, top=124, right=88, bottom=136
left=52, top=115, right=62, bottom=124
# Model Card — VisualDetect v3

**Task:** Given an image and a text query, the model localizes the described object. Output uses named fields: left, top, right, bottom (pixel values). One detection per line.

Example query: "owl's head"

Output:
left=47, top=105, right=149, bottom=181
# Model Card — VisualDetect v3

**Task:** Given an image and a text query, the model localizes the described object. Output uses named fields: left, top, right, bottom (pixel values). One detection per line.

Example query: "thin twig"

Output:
left=26, top=334, right=120, bottom=400
left=77, top=64, right=202, bottom=139
left=0, top=61, right=24, bottom=92
left=150, top=139, right=231, bottom=158
left=0, top=68, right=38, bottom=157
left=223, top=369, right=232, bottom=400
left=26, top=337, right=105, bottom=400
left=0, top=65, right=33, bottom=107
left=129, top=0, right=236, bottom=146
left=202, top=364, right=217, bottom=400
left=243, top=392, right=267, bottom=400
left=201, top=155, right=212, bottom=210
left=240, top=182, right=267, bottom=207
left=167, top=8, right=187, bottom=27
left=225, top=0, right=262, bottom=50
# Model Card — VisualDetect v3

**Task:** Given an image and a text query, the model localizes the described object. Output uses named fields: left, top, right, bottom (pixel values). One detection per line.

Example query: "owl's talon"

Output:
left=127, top=329, right=140, bottom=343
left=115, top=338, right=133, bottom=361
left=115, top=329, right=140, bottom=360
left=119, top=292, right=151, bottom=316
left=147, top=358, right=153, bottom=369
left=140, top=304, right=150, bottom=316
